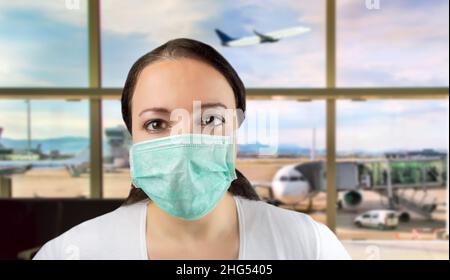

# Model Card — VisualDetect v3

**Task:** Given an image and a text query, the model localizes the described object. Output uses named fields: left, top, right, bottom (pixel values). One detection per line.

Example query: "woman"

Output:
left=34, top=38, right=350, bottom=260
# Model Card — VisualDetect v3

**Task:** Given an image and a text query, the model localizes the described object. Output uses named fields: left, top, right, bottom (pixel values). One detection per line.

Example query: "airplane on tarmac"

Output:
left=0, top=149, right=90, bottom=177
left=251, top=154, right=447, bottom=219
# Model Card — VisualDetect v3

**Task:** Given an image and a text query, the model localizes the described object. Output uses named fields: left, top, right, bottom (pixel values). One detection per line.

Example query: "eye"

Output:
left=144, top=119, right=169, bottom=133
left=201, top=114, right=225, bottom=127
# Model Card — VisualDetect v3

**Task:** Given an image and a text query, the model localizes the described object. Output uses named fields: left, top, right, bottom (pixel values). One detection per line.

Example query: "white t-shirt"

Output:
left=33, top=195, right=351, bottom=260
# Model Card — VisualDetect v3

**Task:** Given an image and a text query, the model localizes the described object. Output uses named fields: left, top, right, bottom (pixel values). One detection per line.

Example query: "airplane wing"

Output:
left=0, top=164, right=32, bottom=176
left=215, top=28, right=261, bottom=47
left=0, top=149, right=89, bottom=169
left=223, top=35, right=261, bottom=47
left=252, top=30, right=278, bottom=42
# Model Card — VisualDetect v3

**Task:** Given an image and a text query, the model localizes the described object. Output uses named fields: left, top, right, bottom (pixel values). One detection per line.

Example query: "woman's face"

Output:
left=131, top=57, right=238, bottom=144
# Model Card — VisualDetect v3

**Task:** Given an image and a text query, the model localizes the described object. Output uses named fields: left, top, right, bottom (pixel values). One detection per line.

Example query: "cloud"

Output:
left=100, top=0, right=326, bottom=87
left=0, top=0, right=88, bottom=87
left=338, top=100, right=448, bottom=121
left=277, top=127, right=326, bottom=148
left=0, top=0, right=87, bottom=26
left=0, top=0, right=327, bottom=87
left=0, top=40, right=53, bottom=86
left=338, top=118, right=448, bottom=152
left=244, top=100, right=325, bottom=129
left=337, top=0, right=449, bottom=86
left=236, top=100, right=325, bottom=147
left=101, top=0, right=224, bottom=44
left=439, top=99, right=449, bottom=110
left=337, top=100, right=449, bottom=152
left=0, top=100, right=89, bottom=139
left=102, top=100, right=126, bottom=129
left=1, top=0, right=448, bottom=87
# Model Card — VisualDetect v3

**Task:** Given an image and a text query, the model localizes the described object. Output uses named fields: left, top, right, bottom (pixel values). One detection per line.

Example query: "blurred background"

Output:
left=0, top=0, right=448, bottom=260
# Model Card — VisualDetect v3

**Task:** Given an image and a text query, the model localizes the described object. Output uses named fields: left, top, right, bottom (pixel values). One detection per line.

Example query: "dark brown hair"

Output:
left=122, top=38, right=260, bottom=205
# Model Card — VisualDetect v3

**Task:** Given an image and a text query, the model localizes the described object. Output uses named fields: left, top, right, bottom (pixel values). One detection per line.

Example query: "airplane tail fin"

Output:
left=215, top=29, right=234, bottom=45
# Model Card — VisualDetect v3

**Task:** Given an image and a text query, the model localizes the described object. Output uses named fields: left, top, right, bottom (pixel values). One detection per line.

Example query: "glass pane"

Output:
left=0, top=0, right=88, bottom=87
left=102, top=100, right=132, bottom=198
left=0, top=99, right=90, bottom=197
left=336, top=99, right=448, bottom=242
left=337, top=0, right=449, bottom=87
left=101, top=0, right=325, bottom=88
left=237, top=100, right=327, bottom=211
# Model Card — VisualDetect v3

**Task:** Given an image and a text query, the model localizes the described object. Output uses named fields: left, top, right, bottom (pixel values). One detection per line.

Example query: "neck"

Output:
left=146, top=192, right=238, bottom=242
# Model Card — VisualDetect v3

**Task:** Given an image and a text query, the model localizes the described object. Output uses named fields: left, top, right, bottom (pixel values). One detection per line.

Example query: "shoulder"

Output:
left=33, top=200, right=148, bottom=260
left=235, top=196, right=351, bottom=260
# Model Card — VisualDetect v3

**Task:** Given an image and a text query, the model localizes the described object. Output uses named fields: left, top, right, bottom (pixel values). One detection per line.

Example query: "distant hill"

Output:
left=237, top=142, right=325, bottom=157
left=1, top=137, right=445, bottom=158
left=0, top=137, right=91, bottom=155
left=1, top=137, right=321, bottom=157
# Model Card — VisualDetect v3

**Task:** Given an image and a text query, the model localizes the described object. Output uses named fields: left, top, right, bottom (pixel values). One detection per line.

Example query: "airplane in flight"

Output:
left=215, top=26, right=311, bottom=47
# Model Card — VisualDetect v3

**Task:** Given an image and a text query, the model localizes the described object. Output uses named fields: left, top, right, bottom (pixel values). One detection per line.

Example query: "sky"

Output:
left=0, top=0, right=448, bottom=153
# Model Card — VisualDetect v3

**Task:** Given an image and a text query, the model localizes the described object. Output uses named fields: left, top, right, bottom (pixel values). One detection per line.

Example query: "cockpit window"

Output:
left=290, top=176, right=304, bottom=181
left=280, top=175, right=305, bottom=182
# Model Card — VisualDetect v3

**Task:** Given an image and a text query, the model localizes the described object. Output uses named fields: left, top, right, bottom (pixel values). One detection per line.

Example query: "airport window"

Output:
left=0, top=0, right=88, bottom=87
left=0, top=0, right=448, bottom=259
left=336, top=99, right=448, bottom=239
left=102, top=100, right=132, bottom=198
left=337, top=100, right=448, bottom=156
left=101, top=0, right=326, bottom=88
left=0, top=99, right=90, bottom=197
left=337, top=0, right=449, bottom=87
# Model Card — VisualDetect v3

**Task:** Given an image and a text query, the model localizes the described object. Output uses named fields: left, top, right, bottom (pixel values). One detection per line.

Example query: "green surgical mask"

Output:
left=129, top=133, right=237, bottom=220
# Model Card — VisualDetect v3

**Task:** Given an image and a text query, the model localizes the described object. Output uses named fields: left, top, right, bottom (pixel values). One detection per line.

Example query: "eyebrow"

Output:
left=138, top=107, right=170, bottom=117
left=201, top=102, right=228, bottom=110
left=138, top=102, right=228, bottom=117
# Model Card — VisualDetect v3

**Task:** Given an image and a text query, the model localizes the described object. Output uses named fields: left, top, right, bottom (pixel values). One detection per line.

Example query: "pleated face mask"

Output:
left=129, top=133, right=237, bottom=220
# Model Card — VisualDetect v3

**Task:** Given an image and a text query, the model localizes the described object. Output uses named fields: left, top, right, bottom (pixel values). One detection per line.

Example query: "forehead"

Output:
left=132, top=57, right=236, bottom=113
